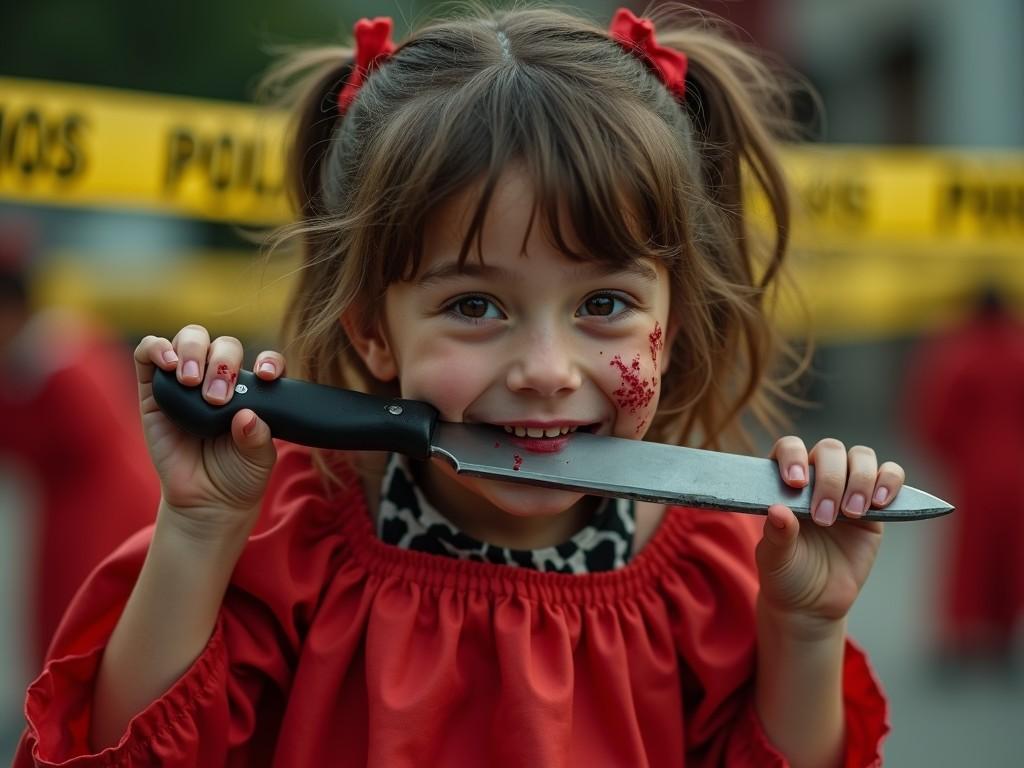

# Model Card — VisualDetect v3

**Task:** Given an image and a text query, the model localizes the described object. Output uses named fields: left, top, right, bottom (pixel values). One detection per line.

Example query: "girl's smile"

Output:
left=348, top=167, right=674, bottom=546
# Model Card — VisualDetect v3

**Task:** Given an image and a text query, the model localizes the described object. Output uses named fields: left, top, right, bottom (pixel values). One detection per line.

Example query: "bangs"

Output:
left=358, top=57, right=692, bottom=285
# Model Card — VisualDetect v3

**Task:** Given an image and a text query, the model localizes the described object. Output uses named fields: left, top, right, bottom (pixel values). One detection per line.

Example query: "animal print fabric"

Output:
left=377, top=453, right=636, bottom=573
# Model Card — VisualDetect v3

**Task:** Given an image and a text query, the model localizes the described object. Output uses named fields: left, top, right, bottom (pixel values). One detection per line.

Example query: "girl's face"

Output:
left=353, top=167, right=673, bottom=522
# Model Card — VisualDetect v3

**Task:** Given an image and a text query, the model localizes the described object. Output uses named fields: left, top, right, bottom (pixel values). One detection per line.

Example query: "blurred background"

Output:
left=1, top=0, right=1022, bottom=764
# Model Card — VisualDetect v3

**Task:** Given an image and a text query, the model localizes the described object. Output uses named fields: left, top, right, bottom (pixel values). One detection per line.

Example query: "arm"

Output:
left=89, top=328, right=284, bottom=750
left=754, top=437, right=902, bottom=767
left=90, top=506, right=250, bottom=750
left=755, top=605, right=846, bottom=768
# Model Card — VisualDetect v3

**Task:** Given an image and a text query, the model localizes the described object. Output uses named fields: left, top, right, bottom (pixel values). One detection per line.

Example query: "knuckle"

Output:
left=849, top=444, right=876, bottom=460
left=815, top=469, right=846, bottom=489
left=816, top=437, right=846, bottom=453
left=212, top=335, right=241, bottom=349
left=880, top=462, right=906, bottom=480
left=773, top=435, right=804, bottom=455
left=848, top=470, right=876, bottom=489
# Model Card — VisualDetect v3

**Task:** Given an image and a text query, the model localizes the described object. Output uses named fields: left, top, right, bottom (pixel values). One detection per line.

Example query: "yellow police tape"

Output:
left=4, top=77, right=1023, bottom=341
left=0, top=78, right=288, bottom=224
left=3, top=77, right=1024, bottom=243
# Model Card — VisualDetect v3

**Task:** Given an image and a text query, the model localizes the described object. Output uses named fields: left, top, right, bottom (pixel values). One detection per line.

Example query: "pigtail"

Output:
left=257, top=47, right=365, bottom=395
left=258, top=50, right=354, bottom=219
left=651, top=17, right=814, bottom=451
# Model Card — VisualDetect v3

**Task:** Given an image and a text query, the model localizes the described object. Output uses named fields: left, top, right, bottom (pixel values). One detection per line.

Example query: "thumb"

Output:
left=230, top=409, right=278, bottom=473
left=756, top=504, right=800, bottom=577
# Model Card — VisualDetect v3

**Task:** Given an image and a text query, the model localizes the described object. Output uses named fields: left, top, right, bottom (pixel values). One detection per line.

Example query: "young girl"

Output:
left=16, top=6, right=904, bottom=767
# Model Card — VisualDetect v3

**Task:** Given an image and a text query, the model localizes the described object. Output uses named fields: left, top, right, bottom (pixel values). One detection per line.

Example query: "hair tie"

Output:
left=337, top=17, right=396, bottom=113
left=609, top=8, right=687, bottom=100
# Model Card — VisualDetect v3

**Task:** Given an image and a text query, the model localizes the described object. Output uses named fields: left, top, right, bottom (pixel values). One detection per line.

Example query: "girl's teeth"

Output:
left=503, top=424, right=582, bottom=437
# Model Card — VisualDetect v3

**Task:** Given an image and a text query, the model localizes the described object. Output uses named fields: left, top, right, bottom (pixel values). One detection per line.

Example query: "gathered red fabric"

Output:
left=15, top=443, right=888, bottom=767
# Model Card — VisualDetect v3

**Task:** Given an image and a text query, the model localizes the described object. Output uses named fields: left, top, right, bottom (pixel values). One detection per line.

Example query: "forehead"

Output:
left=417, top=166, right=657, bottom=280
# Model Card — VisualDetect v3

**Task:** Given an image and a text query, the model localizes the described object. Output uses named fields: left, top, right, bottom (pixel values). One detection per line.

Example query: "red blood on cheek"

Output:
left=609, top=354, right=656, bottom=414
left=609, top=352, right=659, bottom=434
left=649, top=322, right=664, bottom=367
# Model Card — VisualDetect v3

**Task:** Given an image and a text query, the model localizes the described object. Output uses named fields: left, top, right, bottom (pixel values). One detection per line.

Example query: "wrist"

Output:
left=156, top=500, right=254, bottom=564
left=757, top=595, right=848, bottom=644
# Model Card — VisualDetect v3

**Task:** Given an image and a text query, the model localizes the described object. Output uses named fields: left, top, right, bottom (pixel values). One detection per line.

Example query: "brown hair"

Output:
left=265, top=2, right=811, bottom=460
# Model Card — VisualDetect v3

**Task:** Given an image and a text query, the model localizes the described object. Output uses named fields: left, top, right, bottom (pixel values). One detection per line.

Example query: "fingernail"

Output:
left=162, top=349, right=179, bottom=365
left=182, top=360, right=200, bottom=380
left=846, top=493, right=866, bottom=516
left=243, top=413, right=258, bottom=436
left=207, top=378, right=229, bottom=400
left=258, top=361, right=276, bottom=376
left=813, top=499, right=836, bottom=525
left=873, top=487, right=889, bottom=505
left=787, top=465, right=805, bottom=483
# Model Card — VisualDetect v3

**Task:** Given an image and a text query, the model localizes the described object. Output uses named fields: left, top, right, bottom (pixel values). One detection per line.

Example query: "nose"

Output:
left=506, top=327, right=582, bottom=397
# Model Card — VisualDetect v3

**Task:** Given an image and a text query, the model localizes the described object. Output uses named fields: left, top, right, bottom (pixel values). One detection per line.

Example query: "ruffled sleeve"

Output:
left=13, top=443, right=352, bottom=767
left=658, top=507, right=889, bottom=767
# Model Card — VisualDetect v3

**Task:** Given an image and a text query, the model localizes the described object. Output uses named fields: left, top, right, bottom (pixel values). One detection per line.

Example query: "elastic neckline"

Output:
left=331, top=457, right=694, bottom=606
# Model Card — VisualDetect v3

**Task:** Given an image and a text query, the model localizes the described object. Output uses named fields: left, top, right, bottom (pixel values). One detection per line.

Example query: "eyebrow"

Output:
left=414, top=259, right=658, bottom=287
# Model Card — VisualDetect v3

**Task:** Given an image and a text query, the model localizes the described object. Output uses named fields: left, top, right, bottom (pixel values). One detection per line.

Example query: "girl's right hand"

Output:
left=134, top=325, right=284, bottom=542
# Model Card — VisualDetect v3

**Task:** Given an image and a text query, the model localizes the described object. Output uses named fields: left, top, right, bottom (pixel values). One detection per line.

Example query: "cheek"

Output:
left=396, top=339, right=493, bottom=419
left=597, top=323, right=664, bottom=436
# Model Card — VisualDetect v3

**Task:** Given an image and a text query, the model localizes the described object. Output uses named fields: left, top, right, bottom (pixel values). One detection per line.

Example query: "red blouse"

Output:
left=15, top=443, right=888, bottom=767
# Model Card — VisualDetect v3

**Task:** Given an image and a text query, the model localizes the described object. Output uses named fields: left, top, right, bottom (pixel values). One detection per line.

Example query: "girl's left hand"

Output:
left=755, top=437, right=904, bottom=627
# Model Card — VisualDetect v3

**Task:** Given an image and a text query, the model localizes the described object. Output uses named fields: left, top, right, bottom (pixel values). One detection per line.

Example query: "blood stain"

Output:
left=494, top=441, right=501, bottom=448
left=649, top=322, right=664, bottom=366
left=513, top=454, right=523, bottom=471
left=609, top=354, right=656, bottom=414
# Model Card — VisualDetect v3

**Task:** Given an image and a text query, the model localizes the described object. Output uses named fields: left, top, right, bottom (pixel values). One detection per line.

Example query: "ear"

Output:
left=341, top=308, right=398, bottom=382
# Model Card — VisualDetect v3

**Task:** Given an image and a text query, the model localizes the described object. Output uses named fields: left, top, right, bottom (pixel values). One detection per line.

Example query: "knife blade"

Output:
left=152, top=368, right=953, bottom=521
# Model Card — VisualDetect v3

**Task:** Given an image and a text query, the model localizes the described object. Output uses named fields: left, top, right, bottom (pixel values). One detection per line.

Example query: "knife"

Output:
left=151, top=368, right=953, bottom=521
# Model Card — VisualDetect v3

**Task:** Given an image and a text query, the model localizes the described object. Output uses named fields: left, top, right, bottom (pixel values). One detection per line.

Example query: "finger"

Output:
left=808, top=438, right=847, bottom=526
left=172, top=324, right=212, bottom=386
left=230, top=409, right=278, bottom=472
left=203, top=336, right=245, bottom=405
left=841, top=445, right=877, bottom=519
left=770, top=435, right=809, bottom=487
left=253, top=350, right=287, bottom=381
left=133, top=335, right=178, bottom=386
left=870, top=461, right=906, bottom=508
left=756, top=504, right=800, bottom=574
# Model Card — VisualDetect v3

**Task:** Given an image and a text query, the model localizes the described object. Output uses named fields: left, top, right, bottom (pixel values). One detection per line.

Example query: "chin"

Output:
left=466, top=476, right=587, bottom=517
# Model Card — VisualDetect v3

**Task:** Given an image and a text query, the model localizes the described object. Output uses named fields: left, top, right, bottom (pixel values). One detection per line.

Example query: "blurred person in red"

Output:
left=0, top=218, right=159, bottom=666
left=906, top=283, right=1024, bottom=667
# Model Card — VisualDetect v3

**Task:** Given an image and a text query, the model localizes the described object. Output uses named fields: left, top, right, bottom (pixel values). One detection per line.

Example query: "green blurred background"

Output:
left=2, top=1, right=1022, bottom=764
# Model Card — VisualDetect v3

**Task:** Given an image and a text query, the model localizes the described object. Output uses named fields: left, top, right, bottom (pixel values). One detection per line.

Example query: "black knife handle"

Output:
left=152, top=367, right=438, bottom=459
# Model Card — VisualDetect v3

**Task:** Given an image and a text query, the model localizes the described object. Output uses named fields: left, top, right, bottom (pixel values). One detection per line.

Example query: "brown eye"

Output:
left=583, top=295, right=615, bottom=316
left=458, top=298, right=487, bottom=317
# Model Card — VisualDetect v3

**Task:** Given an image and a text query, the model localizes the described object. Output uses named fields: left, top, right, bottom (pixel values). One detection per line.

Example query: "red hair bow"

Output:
left=609, top=8, right=688, bottom=100
left=337, top=17, right=396, bottom=113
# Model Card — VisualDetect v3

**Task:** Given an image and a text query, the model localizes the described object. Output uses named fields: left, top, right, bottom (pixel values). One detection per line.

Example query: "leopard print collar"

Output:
left=376, top=453, right=636, bottom=573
